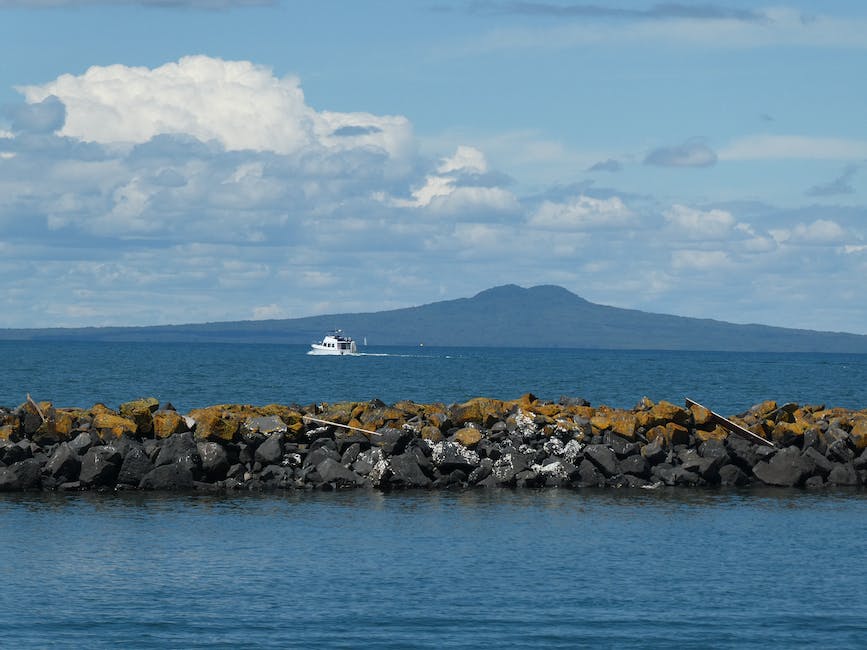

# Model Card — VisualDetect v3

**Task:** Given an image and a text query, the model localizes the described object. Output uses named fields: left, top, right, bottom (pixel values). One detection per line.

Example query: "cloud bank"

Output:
left=1, top=55, right=865, bottom=334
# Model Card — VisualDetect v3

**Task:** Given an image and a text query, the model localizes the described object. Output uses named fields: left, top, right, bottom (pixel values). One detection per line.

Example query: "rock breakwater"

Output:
left=1, top=395, right=866, bottom=492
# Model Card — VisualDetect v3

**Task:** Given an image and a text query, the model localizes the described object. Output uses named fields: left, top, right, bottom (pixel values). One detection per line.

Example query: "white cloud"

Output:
left=252, top=304, right=285, bottom=320
left=719, top=135, right=867, bottom=161
left=671, top=250, right=731, bottom=270
left=771, top=219, right=848, bottom=245
left=18, top=56, right=413, bottom=161
left=529, top=195, right=634, bottom=230
left=664, top=204, right=735, bottom=239
left=385, top=146, right=518, bottom=215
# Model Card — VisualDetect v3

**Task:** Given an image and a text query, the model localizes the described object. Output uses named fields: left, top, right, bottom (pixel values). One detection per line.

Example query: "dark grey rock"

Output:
left=804, top=475, right=825, bottom=489
left=116, top=446, right=155, bottom=486
left=254, top=433, right=284, bottom=466
left=243, top=415, right=287, bottom=437
left=468, top=458, right=493, bottom=485
left=79, top=446, right=122, bottom=487
left=577, top=459, right=605, bottom=487
left=44, top=443, right=81, bottom=483
left=197, top=442, right=230, bottom=482
left=584, top=444, right=619, bottom=477
left=0, top=459, right=42, bottom=491
left=491, top=451, right=532, bottom=486
left=304, top=446, right=340, bottom=469
left=352, top=448, right=383, bottom=476
left=827, top=462, right=859, bottom=486
left=0, top=441, right=30, bottom=465
left=68, top=431, right=95, bottom=456
left=334, top=429, right=370, bottom=455
left=856, top=448, right=867, bottom=471
left=372, top=427, right=412, bottom=456
left=316, top=458, right=368, bottom=488
left=699, top=439, right=729, bottom=462
left=726, top=437, right=760, bottom=472
left=139, top=463, right=196, bottom=490
left=718, top=464, right=749, bottom=486
left=340, top=442, right=362, bottom=466
left=431, top=441, right=480, bottom=474
left=388, top=453, right=432, bottom=488
left=641, top=439, right=667, bottom=465
left=753, top=446, right=813, bottom=487
left=604, top=433, right=639, bottom=458
left=619, top=454, right=650, bottom=479
left=154, top=432, right=200, bottom=469
left=803, top=447, right=834, bottom=477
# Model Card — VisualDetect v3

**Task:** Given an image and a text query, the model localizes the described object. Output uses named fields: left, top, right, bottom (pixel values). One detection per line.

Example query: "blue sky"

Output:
left=1, top=1, right=866, bottom=334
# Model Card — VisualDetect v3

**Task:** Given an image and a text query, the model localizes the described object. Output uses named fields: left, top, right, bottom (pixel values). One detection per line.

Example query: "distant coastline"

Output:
left=2, top=285, right=867, bottom=353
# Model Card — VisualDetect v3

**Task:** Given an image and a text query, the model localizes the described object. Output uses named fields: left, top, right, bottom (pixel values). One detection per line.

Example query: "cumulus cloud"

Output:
left=671, top=249, right=731, bottom=270
left=644, top=139, right=717, bottom=167
left=528, top=195, right=634, bottom=230
left=4, top=95, right=65, bottom=133
left=664, top=204, right=735, bottom=239
left=770, top=219, right=848, bottom=245
left=18, top=56, right=413, bottom=161
left=384, top=145, right=519, bottom=215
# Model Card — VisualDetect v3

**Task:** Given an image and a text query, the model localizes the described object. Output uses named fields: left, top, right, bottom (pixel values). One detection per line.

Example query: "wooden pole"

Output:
left=302, top=415, right=382, bottom=437
left=685, top=397, right=776, bottom=448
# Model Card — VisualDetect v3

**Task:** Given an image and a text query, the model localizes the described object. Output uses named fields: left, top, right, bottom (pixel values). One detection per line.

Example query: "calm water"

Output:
left=2, top=341, right=867, bottom=647
left=2, top=340, right=867, bottom=415
left=1, top=490, right=867, bottom=648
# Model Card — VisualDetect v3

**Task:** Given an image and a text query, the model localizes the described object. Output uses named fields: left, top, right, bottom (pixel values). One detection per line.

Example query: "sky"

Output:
left=0, top=1, right=866, bottom=334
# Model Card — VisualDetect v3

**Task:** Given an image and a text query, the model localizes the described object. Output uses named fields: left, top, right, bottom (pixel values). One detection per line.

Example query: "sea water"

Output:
left=2, top=341, right=867, bottom=648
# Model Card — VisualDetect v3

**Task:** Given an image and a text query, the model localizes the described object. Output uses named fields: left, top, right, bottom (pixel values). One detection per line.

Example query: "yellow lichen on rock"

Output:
left=153, top=410, right=188, bottom=439
left=849, top=417, right=867, bottom=450
left=454, top=427, right=482, bottom=447
left=189, top=407, right=240, bottom=442
left=92, top=412, right=138, bottom=439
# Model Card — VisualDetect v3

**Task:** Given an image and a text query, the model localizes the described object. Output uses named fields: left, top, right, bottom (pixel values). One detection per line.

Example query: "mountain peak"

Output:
left=472, top=284, right=587, bottom=303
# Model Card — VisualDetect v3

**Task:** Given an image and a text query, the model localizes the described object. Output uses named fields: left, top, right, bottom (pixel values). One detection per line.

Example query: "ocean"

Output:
left=2, top=341, right=867, bottom=648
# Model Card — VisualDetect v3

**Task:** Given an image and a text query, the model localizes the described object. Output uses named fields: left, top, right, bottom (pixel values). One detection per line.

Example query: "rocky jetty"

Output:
left=1, top=395, right=866, bottom=492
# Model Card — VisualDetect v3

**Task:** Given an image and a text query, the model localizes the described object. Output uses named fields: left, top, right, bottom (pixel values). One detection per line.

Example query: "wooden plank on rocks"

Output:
left=685, top=397, right=776, bottom=448
left=302, top=415, right=382, bottom=437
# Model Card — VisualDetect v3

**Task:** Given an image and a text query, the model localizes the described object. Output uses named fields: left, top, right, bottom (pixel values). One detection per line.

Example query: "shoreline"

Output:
left=2, top=395, right=866, bottom=492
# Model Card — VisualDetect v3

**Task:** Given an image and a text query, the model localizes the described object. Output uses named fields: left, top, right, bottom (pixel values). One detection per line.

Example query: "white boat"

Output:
left=308, top=330, right=358, bottom=355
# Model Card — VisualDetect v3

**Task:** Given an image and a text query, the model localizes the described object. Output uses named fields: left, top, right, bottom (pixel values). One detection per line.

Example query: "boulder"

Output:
left=827, top=463, right=859, bottom=486
left=316, top=458, right=367, bottom=488
left=0, top=459, right=42, bottom=491
left=255, top=433, right=285, bottom=466
left=453, top=427, right=482, bottom=448
left=718, top=464, right=749, bottom=486
left=79, top=446, right=122, bottom=486
left=44, top=443, right=82, bottom=483
left=431, top=441, right=480, bottom=474
left=372, top=428, right=411, bottom=456
left=197, top=442, right=230, bottom=482
left=153, top=410, right=188, bottom=439
left=584, top=444, right=619, bottom=477
left=576, top=459, right=605, bottom=486
left=92, top=413, right=137, bottom=440
left=189, top=408, right=240, bottom=442
left=154, top=432, right=201, bottom=469
left=619, top=454, right=650, bottom=479
left=752, top=447, right=813, bottom=487
left=68, top=431, right=96, bottom=456
left=139, top=463, right=196, bottom=490
left=116, top=445, right=155, bottom=486
left=119, top=398, right=159, bottom=436
left=492, top=452, right=532, bottom=486
left=387, top=453, right=432, bottom=488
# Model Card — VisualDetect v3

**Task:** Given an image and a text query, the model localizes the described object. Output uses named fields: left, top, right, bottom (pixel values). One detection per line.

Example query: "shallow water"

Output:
left=2, top=489, right=867, bottom=648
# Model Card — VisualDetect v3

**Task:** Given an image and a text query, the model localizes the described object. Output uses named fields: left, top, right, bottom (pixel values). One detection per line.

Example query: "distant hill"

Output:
left=2, top=284, right=867, bottom=353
